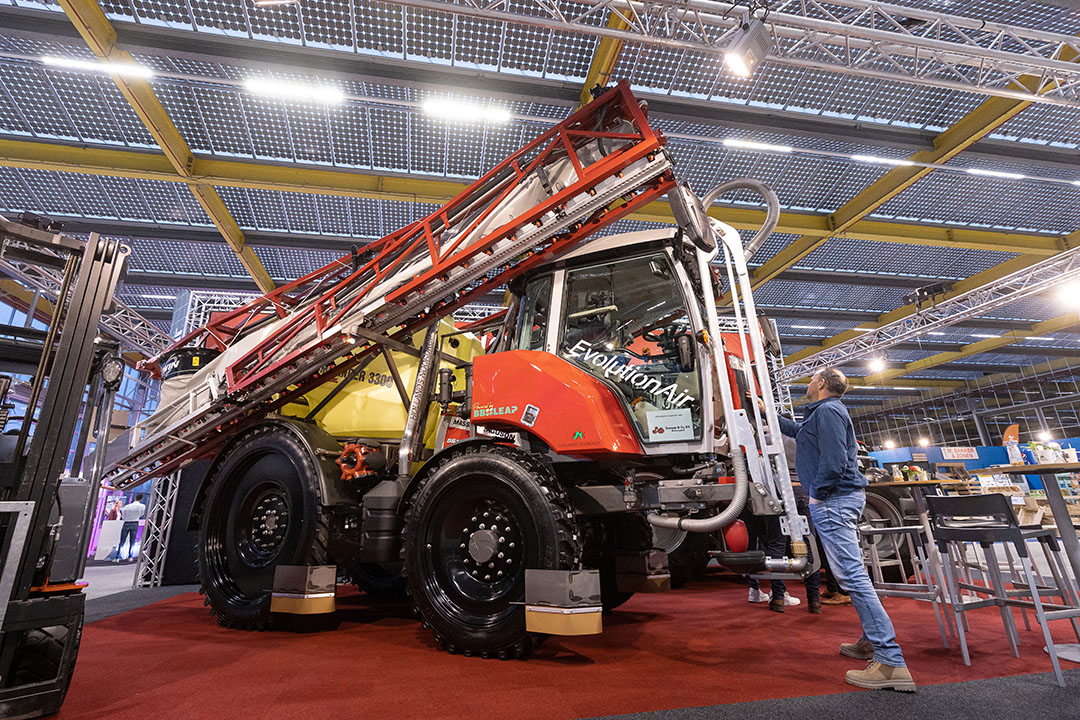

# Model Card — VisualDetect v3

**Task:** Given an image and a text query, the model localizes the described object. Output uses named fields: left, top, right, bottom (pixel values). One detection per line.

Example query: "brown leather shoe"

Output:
left=845, top=661, right=917, bottom=692
left=821, top=592, right=852, bottom=606
left=840, top=638, right=874, bottom=660
left=769, top=595, right=785, bottom=613
left=808, top=600, right=822, bottom=614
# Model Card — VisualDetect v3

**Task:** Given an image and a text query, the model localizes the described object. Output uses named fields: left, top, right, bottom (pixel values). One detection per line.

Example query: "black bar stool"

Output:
left=927, top=493, right=1080, bottom=687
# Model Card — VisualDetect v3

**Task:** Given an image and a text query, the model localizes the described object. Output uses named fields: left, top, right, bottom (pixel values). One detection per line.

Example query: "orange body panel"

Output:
left=471, top=351, right=644, bottom=457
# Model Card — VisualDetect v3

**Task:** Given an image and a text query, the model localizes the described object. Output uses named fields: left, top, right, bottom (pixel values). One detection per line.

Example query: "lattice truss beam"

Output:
left=382, top=0, right=1080, bottom=106
left=0, top=239, right=171, bottom=358
left=780, top=235, right=1080, bottom=382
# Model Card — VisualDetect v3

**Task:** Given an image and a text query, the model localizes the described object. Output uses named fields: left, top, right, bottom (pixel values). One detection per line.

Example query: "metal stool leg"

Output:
left=1003, top=543, right=1032, bottom=632
left=1020, top=553, right=1066, bottom=688
left=917, top=542, right=950, bottom=649
left=1042, top=539, right=1080, bottom=643
left=984, top=543, right=1020, bottom=657
left=941, top=542, right=971, bottom=665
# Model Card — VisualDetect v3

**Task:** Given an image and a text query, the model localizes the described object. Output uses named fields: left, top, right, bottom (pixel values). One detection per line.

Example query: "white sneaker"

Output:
left=780, top=593, right=801, bottom=606
left=748, top=587, right=769, bottom=603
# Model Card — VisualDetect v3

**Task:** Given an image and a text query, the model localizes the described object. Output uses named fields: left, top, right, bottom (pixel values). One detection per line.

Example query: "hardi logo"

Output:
left=571, top=429, right=584, bottom=440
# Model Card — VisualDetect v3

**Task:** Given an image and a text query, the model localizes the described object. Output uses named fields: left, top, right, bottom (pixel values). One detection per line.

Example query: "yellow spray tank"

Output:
left=280, top=317, right=485, bottom=456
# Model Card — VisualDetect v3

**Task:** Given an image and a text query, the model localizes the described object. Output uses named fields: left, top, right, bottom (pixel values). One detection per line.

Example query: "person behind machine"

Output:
left=777, top=368, right=915, bottom=692
left=114, top=493, right=147, bottom=563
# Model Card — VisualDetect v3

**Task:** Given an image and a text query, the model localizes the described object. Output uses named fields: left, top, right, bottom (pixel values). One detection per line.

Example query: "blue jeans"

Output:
left=809, top=490, right=905, bottom=667
left=118, top=521, right=139, bottom=559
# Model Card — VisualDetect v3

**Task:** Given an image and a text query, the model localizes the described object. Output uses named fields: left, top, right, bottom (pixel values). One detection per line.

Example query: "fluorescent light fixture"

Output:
left=966, top=168, right=1025, bottom=180
left=1025, top=335, right=1055, bottom=341
left=723, top=138, right=792, bottom=153
left=254, top=0, right=298, bottom=5
left=927, top=331, right=947, bottom=336
left=142, top=294, right=176, bottom=300
left=971, top=333, right=1000, bottom=338
left=1073, top=180, right=1080, bottom=187
left=422, top=98, right=511, bottom=124
left=791, top=324, right=825, bottom=329
left=243, top=77, right=344, bottom=104
left=883, top=439, right=897, bottom=449
left=917, top=437, right=930, bottom=447
left=851, top=155, right=914, bottom=167
left=41, top=55, right=154, bottom=78
left=853, top=328, right=874, bottom=333
left=724, top=18, right=773, bottom=78
left=868, top=357, right=886, bottom=373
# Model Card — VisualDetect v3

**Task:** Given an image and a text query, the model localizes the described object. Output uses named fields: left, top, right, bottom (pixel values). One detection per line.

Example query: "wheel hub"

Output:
left=457, top=504, right=521, bottom=584
left=248, top=491, right=289, bottom=557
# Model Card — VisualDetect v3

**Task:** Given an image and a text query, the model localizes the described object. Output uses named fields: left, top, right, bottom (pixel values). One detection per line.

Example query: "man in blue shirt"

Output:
left=778, top=367, right=915, bottom=692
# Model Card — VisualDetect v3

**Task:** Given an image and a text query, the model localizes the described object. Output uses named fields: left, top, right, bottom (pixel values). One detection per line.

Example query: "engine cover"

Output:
left=471, top=350, right=643, bottom=457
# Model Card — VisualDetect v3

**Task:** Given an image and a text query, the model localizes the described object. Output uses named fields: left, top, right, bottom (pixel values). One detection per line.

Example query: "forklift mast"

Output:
left=0, top=218, right=128, bottom=719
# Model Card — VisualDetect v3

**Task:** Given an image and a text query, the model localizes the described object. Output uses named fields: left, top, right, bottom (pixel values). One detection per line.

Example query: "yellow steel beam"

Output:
left=859, top=311, right=1080, bottom=387
left=579, top=13, right=629, bottom=108
left=1, top=139, right=1066, bottom=257
left=848, top=355, right=1080, bottom=420
left=57, top=0, right=274, bottom=293
left=743, top=52, right=1077, bottom=294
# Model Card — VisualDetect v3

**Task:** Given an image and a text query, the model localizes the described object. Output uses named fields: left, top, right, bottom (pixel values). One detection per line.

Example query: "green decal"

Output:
left=572, top=429, right=584, bottom=440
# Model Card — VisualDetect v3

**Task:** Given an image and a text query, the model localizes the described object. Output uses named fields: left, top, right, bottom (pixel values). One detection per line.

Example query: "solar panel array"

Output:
left=0, top=0, right=1077, bottom=388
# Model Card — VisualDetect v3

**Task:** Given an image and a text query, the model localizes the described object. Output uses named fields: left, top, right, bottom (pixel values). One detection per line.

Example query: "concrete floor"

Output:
left=82, top=561, right=138, bottom=600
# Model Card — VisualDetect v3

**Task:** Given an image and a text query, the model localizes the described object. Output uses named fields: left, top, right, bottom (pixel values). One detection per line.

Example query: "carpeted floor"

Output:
left=62, top=575, right=1080, bottom=720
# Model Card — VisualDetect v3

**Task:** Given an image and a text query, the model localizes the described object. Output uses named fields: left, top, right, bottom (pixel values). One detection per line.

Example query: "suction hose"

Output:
left=700, top=178, right=781, bottom=260
left=647, top=449, right=750, bottom=532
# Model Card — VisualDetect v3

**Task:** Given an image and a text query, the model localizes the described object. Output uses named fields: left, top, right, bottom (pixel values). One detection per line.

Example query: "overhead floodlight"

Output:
left=1056, top=280, right=1080, bottom=307
left=1038, top=431, right=1053, bottom=442
left=42, top=55, right=154, bottom=78
left=724, top=18, right=772, bottom=78
left=422, top=98, right=511, bottom=124
left=723, top=138, right=792, bottom=153
left=868, top=357, right=886, bottom=373
left=243, top=77, right=344, bottom=104
left=917, top=437, right=930, bottom=447
left=966, top=168, right=1025, bottom=180
left=883, top=439, right=897, bottom=449
left=852, top=154, right=915, bottom=167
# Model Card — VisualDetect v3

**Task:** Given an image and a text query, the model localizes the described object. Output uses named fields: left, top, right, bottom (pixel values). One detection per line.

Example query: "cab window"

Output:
left=558, top=254, right=703, bottom=443
left=513, top=275, right=552, bottom=351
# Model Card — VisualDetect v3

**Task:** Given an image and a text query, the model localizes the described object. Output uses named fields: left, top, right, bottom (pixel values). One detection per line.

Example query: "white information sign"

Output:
left=645, top=408, right=695, bottom=442
left=941, top=446, right=979, bottom=460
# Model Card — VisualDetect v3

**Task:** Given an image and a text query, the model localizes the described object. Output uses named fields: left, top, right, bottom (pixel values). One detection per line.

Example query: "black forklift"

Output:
left=0, top=216, right=129, bottom=719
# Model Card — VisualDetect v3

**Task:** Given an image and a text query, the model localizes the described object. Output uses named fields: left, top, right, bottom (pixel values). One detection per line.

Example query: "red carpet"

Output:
left=60, top=576, right=1078, bottom=720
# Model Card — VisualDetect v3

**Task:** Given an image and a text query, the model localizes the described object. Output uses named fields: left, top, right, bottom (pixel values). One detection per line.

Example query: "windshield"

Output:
left=558, top=253, right=703, bottom=444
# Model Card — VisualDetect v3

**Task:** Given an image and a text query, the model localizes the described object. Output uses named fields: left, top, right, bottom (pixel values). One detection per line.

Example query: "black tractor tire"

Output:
left=403, top=444, right=580, bottom=659
left=862, top=488, right=912, bottom=583
left=582, top=513, right=653, bottom=612
left=6, top=616, right=82, bottom=715
left=346, top=562, right=408, bottom=600
left=197, top=424, right=329, bottom=630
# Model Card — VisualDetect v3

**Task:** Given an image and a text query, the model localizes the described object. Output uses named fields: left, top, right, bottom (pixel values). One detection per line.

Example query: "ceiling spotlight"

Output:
left=1057, top=280, right=1080, bottom=307
left=868, top=357, right=886, bottom=373
left=41, top=55, right=154, bottom=78
left=723, top=138, right=792, bottom=153
left=966, top=168, right=1025, bottom=180
left=422, top=98, right=511, bottom=124
left=724, top=18, right=773, bottom=78
left=917, top=437, right=930, bottom=447
left=852, top=155, right=915, bottom=167
left=883, top=439, right=897, bottom=449
left=1038, top=431, right=1053, bottom=442
left=243, top=77, right=344, bottom=104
